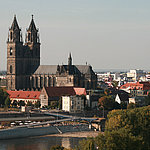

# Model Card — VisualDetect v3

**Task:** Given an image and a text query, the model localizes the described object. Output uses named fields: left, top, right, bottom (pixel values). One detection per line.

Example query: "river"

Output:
left=0, top=136, right=85, bottom=150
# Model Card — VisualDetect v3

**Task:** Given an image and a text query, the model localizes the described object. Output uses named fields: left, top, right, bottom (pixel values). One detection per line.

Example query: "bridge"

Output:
left=0, top=111, right=99, bottom=129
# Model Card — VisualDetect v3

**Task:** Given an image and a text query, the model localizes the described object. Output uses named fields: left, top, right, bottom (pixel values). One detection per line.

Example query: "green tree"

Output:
left=49, top=101, right=58, bottom=109
left=95, top=130, right=144, bottom=150
left=127, top=102, right=136, bottom=109
left=34, top=101, right=41, bottom=108
left=18, top=100, right=25, bottom=107
left=111, top=81, right=119, bottom=89
left=98, top=95, right=119, bottom=110
left=5, top=96, right=11, bottom=107
left=0, top=88, right=9, bottom=107
left=95, top=133, right=106, bottom=150
left=105, top=106, right=150, bottom=149
left=120, top=101, right=127, bottom=109
left=105, top=129, right=144, bottom=150
left=76, top=138, right=95, bottom=150
left=12, top=100, right=18, bottom=107
left=27, top=101, right=33, bottom=106
left=144, top=93, right=150, bottom=105
left=58, top=98, right=62, bottom=110
left=50, top=145, right=64, bottom=150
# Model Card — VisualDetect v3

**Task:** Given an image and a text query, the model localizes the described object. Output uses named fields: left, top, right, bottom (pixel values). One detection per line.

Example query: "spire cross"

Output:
left=32, top=14, right=34, bottom=19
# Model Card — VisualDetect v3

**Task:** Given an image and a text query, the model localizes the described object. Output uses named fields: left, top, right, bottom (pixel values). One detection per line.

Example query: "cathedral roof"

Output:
left=33, top=65, right=95, bottom=75
left=10, top=15, right=20, bottom=30
left=34, top=65, right=57, bottom=74
left=75, top=65, right=95, bottom=75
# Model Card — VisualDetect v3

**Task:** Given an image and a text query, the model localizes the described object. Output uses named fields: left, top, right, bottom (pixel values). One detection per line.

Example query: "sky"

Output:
left=1, top=0, right=150, bottom=71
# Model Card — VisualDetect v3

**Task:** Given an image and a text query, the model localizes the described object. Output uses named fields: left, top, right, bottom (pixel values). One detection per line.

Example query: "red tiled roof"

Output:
left=120, top=82, right=150, bottom=90
left=7, top=91, right=41, bottom=99
left=45, top=87, right=86, bottom=97
left=74, top=88, right=87, bottom=95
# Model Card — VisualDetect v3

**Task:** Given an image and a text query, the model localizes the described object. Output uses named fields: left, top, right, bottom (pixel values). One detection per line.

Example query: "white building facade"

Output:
left=62, top=96, right=84, bottom=113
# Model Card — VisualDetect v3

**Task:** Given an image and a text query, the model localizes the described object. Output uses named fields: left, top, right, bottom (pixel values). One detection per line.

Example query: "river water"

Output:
left=0, top=136, right=84, bottom=150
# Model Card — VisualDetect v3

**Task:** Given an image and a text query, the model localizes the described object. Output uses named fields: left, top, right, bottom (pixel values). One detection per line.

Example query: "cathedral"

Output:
left=6, top=15, right=97, bottom=91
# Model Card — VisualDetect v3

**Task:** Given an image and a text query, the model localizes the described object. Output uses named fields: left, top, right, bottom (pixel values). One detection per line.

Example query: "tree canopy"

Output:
left=98, top=95, right=120, bottom=110
left=0, top=88, right=10, bottom=107
left=76, top=106, right=150, bottom=150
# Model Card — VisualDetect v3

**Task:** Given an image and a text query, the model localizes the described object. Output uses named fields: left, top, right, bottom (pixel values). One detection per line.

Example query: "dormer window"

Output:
left=10, top=47, right=13, bottom=55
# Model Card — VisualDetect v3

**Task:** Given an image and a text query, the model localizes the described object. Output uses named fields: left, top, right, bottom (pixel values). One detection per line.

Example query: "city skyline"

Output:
left=1, top=0, right=150, bottom=71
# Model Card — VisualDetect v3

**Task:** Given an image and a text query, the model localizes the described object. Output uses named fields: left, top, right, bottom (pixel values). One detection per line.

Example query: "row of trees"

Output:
left=11, top=100, right=41, bottom=108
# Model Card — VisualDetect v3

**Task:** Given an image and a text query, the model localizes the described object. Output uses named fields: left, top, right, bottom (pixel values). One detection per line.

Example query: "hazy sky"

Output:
left=1, top=0, right=150, bottom=71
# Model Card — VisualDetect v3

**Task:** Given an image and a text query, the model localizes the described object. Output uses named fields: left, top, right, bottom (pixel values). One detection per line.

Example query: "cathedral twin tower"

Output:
left=7, top=15, right=40, bottom=90
left=7, top=15, right=97, bottom=91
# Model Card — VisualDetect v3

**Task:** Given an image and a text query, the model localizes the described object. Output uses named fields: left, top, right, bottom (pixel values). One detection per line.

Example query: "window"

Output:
left=10, top=47, right=13, bottom=55
left=77, top=106, right=80, bottom=110
left=40, top=77, right=43, bottom=87
left=28, top=33, right=31, bottom=41
left=10, top=65, right=12, bottom=74
left=10, top=32, right=13, bottom=40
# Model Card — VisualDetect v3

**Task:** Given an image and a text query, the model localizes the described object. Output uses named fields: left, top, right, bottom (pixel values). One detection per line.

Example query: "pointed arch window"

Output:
left=10, top=32, right=13, bottom=40
left=28, top=33, right=31, bottom=41
left=10, top=65, right=13, bottom=74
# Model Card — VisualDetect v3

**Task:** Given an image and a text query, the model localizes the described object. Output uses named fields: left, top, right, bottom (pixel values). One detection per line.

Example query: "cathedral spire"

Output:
left=10, top=15, right=20, bottom=31
left=68, top=53, right=72, bottom=66
left=8, top=15, right=21, bottom=43
left=28, top=15, right=37, bottom=32
left=26, top=15, right=39, bottom=43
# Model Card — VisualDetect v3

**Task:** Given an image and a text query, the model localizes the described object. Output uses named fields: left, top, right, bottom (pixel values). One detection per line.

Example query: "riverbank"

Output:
left=42, top=131, right=100, bottom=138
left=0, top=124, right=92, bottom=140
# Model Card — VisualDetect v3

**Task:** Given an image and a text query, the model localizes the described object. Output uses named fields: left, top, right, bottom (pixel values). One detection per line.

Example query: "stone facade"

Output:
left=7, top=16, right=97, bottom=91
left=7, top=15, right=40, bottom=90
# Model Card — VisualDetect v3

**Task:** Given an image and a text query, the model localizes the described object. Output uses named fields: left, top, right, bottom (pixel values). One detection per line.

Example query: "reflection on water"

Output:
left=0, top=136, right=84, bottom=150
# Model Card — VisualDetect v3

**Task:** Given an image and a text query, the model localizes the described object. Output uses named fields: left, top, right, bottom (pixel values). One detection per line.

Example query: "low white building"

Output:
left=115, top=93, right=129, bottom=104
left=97, top=72, right=120, bottom=82
left=127, top=69, right=145, bottom=82
left=62, top=95, right=84, bottom=113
